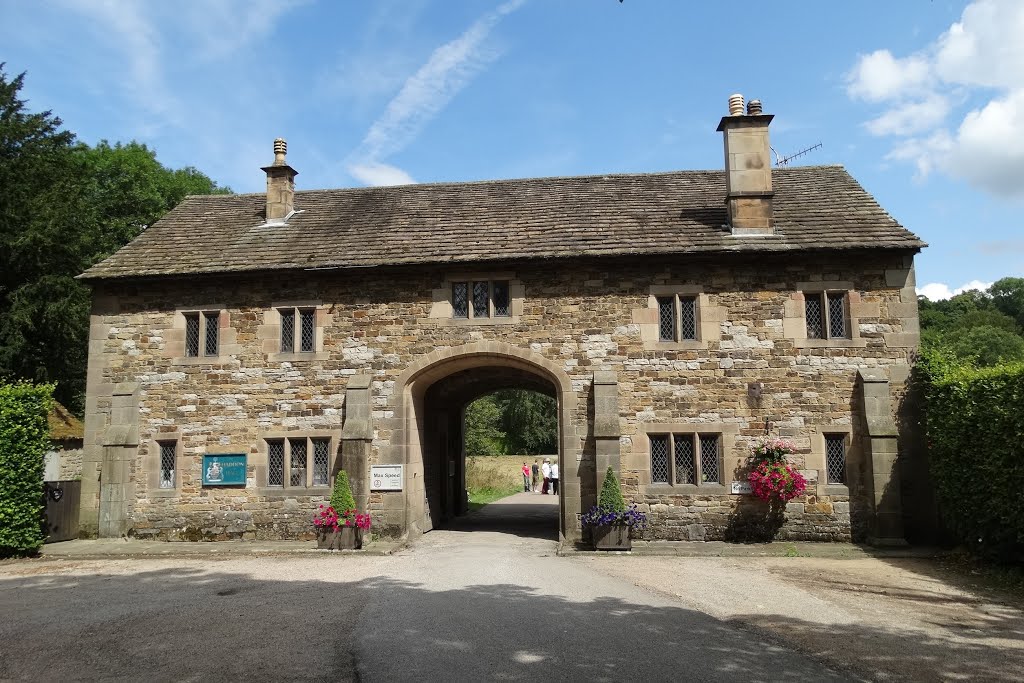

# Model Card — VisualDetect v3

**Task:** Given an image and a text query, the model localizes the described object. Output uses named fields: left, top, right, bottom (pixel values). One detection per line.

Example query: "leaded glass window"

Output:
left=679, top=297, right=697, bottom=340
left=204, top=312, right=219, bottom=356
left=650, top=435, right=669, bottom=483
left=159, top=441, right=176, bottom=489
left=280, top=309, right=295, bottom=353
left=452, top=282, right=469, bottom=318
left=656, top=294, right=699, bottom=342
left=300, top=309, right=315, bottom=352
left=805, top=292, right=849, bottom=340
left=472, top=281, right=489, bottom=318
left=650, top=432, right=723, bottom=487
left=699, top=434, right=721, bottom=484
left=289, top=437, right=307, bottom=487
left=805, top=296, right=824, bottom=339
left=451, top=279, right=515, bottom=319
left=312, top=438, right=330, bottom=487
left=657, top=297, right=675, bottom=342
left=674, top=436, right=695, bottom=484
left=827, top=293, right=846, bottom=338
left=268, top=440, right=285, bottom=486
left=493, top=281, right=510, bottom=317
left=826, top=435, right=846, bottom=484
left=185, top=314, right=201, bottom=357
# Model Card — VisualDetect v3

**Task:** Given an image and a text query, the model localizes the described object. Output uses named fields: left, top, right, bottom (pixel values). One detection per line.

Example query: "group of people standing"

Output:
left=522, top=458, right=558, bottom=495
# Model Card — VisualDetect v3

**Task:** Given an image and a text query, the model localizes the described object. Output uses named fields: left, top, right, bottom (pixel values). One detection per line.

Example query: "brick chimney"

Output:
left=716, top=94, right=774, bottom=236
left=261, top=138, right=297, bottom=221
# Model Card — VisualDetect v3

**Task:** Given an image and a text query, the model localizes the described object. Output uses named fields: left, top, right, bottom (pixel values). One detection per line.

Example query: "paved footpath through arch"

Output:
left=352, top=492, right=847, bottom=681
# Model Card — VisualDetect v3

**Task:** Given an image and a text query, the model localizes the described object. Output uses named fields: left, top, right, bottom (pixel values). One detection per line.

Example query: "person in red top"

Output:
left=522, top=462, right=531, bottom=492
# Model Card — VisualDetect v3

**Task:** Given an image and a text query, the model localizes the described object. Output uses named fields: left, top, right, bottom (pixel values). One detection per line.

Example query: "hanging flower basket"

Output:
left=746, top=438, right=807, bottom=504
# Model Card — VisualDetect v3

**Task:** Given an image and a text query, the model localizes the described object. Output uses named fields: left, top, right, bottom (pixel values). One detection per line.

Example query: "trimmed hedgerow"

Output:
left=0, top=382, right=53, bottom=557
left=915, top=349, right=1024, bottom=561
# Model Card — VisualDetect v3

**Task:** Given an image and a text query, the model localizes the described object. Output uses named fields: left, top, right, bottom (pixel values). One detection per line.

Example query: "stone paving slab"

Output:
left=39, top=537, right=404, bottom=559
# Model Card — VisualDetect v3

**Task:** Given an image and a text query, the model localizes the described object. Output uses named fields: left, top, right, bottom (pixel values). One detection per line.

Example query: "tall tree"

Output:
left=0, top=66, right=229, bottom=413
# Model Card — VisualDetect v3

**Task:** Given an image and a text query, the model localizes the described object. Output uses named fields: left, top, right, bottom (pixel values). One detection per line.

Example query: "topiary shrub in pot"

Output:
left=313, top=470, right=370, bottom=550
left=581, top=467, right=647, bottom=551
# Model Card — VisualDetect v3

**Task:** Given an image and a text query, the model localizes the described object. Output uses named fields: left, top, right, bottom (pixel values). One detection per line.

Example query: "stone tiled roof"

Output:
left=80, top=165, right=924, bottom=280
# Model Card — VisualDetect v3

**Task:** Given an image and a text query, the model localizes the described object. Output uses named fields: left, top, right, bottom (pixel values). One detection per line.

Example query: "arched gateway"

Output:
left=381, top=342, right=584, bottom=543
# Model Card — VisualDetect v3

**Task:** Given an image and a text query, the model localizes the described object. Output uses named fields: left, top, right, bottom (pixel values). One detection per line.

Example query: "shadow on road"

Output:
left=2, top=554, right=1022, bottom=681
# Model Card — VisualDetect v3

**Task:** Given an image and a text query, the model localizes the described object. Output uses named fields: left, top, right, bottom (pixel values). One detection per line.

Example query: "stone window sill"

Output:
left=822, top=484, right=850, bottom=497
left=440, top=316, right=520, bottom=327
left=148, top=488, right=180, bottom=499
left=257, top=487, right=332, bottom=498
left=267, top=352, right=331, bottom=363
left=643, top=340, right=708, bottom=351
left=643, top=483, right=729, bottom=494
left=794, top=338, right=866, bottom=350
left=172, top=356, right=230, bottom=367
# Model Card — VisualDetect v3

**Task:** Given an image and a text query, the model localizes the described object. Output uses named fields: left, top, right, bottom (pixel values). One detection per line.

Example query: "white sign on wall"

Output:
left=371, top=465, right=404, bottom=491
left=730, top=481, right=753, bottom=495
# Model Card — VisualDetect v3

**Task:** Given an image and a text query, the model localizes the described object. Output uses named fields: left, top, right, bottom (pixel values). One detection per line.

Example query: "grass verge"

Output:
left=467, top=486, right=520, bottom=513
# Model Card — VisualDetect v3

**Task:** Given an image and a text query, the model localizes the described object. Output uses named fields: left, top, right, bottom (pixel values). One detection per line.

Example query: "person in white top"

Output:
left=541, top=459, right=551, bottom=495
left=549, top=461, right=559, bottom=495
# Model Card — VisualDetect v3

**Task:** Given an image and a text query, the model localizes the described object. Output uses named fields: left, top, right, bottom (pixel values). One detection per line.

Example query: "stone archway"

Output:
left=385, top=342, right=581, bottom=544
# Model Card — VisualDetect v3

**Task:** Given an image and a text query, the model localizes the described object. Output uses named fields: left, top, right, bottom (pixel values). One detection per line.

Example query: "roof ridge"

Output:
left=181, top=165, right=849, bottom=199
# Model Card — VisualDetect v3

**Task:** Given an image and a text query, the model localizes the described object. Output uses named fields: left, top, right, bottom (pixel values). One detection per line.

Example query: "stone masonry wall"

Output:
left=82, top=251, right=918, bottom=541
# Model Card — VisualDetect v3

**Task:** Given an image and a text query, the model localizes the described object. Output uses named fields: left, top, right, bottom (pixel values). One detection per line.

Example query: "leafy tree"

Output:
left=493, top=389, right=557, bottom=454
left=0, top=66, right=229, bottom=414
left=464, top=395, right=506, bottom=456
left=946, top=325, right=1024, bottom=367
left=990, top=277, right=1024, bottom=329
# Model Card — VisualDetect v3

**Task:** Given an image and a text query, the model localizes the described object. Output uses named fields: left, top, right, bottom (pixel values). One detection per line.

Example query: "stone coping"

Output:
left=556, top=540, right=944, bottom=559
left=34, top=538, right=405, bottom=559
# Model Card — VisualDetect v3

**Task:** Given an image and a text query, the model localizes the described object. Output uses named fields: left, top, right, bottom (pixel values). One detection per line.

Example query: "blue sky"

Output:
left=2, top=0, right=1022, bottom=297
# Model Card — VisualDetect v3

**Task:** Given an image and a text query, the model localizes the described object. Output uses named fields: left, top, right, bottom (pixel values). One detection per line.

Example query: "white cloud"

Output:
left=847, top=50, right=932, bottom=102
left=845, top=0, right=1024, bottom=198
left=345, top=0, right=526, bottom=186
left=917, top=280, right=993, bottom=300
left=348, top=162, right=416, bottom=187
left=865, top=93, right=951, bottom=136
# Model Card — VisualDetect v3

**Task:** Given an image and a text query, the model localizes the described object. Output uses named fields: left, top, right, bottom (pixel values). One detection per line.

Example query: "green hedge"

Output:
left=916, top=351, right=1024, bottom=561
left=0, top=382, right=53, bottom=557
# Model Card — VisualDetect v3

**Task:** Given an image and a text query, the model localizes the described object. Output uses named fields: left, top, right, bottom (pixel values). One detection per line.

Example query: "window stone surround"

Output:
left=259, top=300, right=331, bottom=362
left=629, top=421, right=740, bottom=493
left=428, top=272, right=525, bottom=325
left=166, top=306, right=239, bottom=365
left=145, top=431, right=182, bottom=499
left=633, top=285, right=725, bottom=350
left=784, top=281, right=868, bottom=349
left=808, top=425, right=854, bottom=497
left=254, top=430, right=340, bottom=497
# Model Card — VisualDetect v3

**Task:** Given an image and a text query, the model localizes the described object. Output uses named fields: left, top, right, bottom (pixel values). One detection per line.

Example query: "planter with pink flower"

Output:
left=313, top=470, right=371, bottom=550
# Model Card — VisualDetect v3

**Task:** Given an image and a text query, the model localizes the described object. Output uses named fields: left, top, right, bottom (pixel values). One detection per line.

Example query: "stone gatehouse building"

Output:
left=78, top=97, right=926, bottom=546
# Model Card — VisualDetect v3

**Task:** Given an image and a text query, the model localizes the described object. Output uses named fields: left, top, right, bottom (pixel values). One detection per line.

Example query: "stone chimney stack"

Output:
left=261, top=138, right=298, bottom=221
left=716, top=94, right=774, bottom=235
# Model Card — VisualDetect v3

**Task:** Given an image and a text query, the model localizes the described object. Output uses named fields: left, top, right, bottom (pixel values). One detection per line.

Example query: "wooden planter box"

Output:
left=591, top=525, right=631, bottom=551
left=317, top=527, right=363, bottom=550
